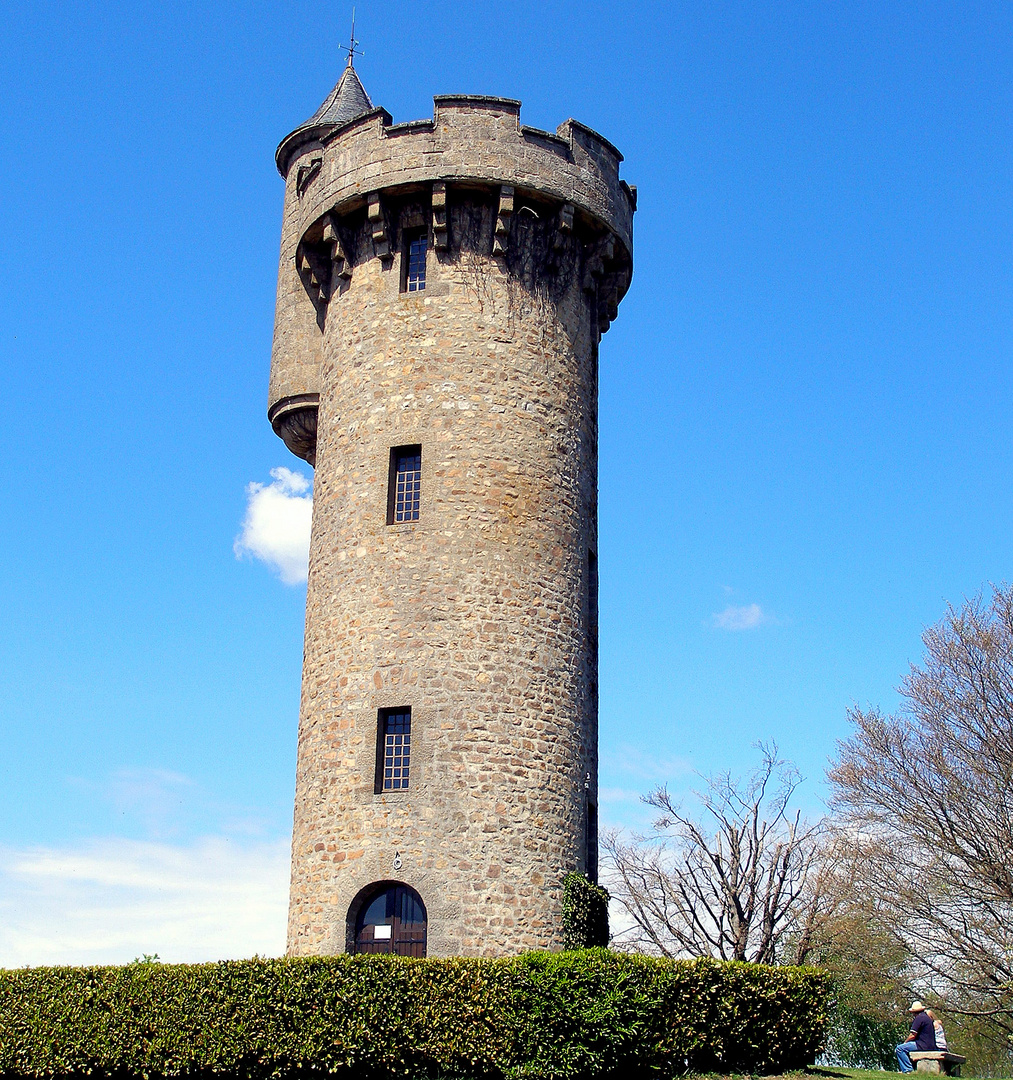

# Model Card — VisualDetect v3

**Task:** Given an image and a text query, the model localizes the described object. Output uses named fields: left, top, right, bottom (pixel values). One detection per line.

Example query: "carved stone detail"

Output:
left=582, top=239, right=604, bottom=292
left=493, top=185, right=514, bottom=256
left=432, top=181, right=449, bottom=251
left=323, top=214, right=352, bottom=281
left=296, top=187, right=631, bottom=336
left=297, top=245, right=331, bottom=309
left=582, top=234, right=627, bottom=333
left=554, top=202, right=574, bottom=251
left=367, top=191, right=390, bottom=258
left=269, top=393, right=319, bottom=467
left=296, top=156, right=322, bottom=197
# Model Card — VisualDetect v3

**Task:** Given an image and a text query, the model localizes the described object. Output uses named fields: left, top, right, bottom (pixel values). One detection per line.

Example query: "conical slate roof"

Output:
left=276, top=63, right=377, bottom=176
left=303, top=63, right=373, bottom=128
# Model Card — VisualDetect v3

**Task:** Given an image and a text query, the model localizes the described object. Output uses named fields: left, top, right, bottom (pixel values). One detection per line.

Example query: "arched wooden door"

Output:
left=353, top=883, right=427, bottom=957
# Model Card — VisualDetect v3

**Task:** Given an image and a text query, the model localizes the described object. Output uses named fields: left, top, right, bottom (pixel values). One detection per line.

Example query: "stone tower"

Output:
left=268, top=60, right=634, bottom=958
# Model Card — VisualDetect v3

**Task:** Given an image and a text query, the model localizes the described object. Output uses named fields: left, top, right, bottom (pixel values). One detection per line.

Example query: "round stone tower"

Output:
left=269, top=60, right=634, bottom=957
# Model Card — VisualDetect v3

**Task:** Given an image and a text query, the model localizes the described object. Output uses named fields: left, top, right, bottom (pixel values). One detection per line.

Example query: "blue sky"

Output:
left=2, top=0, right=1011, bottom=963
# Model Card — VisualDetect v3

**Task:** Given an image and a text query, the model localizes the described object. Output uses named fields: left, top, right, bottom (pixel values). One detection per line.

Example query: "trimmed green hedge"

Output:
left=0, top=952, right=832, bottom=1079
left=560, top=874, right=610, bottom=949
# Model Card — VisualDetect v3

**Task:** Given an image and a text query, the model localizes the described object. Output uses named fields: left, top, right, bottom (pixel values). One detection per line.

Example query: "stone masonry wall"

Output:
left=274, top=95, right=632, bottom=957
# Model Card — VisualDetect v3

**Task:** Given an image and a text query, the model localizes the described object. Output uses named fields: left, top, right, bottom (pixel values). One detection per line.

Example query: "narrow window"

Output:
left=387, top=445, right=422, bottom=523
left=375, top=708, right=411, bottom=792
left=586, top=798, right=599, bottom=883
left=587, top=550, right=599, bottom=657
left=402, top=230, right=427, bottom=292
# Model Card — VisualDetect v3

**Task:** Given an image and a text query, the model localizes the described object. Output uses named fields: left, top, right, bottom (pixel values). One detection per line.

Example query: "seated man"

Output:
left=897, top=1000, right=937, bottom=1073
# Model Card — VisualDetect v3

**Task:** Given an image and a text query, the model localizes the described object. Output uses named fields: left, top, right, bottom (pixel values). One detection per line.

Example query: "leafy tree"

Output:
left=806, top=906, right=910, bottom=1068
left=830, top=586, right=1013, bottom=1033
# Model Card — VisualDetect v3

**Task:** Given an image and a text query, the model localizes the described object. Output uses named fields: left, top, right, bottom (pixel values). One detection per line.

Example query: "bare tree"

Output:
left=830, top=585, right=1013, bottom=1029
left=603, top=745, right=829, bottom=963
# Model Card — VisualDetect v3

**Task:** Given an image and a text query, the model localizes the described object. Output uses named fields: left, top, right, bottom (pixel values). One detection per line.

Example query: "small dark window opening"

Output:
left=586, top=798, right=599, bottom=883
left=387, top=446, right=422, bottom=523
left=587, top=550, right=599, bottom=658
left=375, top=708, right=411, bottom=792
left=402, top=230, right=427, bottom=292
left=588, top=549, right=599, bottom=712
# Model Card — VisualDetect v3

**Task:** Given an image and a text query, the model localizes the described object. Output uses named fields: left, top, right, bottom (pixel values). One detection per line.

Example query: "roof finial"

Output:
left=342, top=8, right=362, bottom=68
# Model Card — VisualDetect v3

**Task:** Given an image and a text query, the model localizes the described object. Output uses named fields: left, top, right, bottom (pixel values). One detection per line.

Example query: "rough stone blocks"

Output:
left=269, top=92, right=634, bottom=957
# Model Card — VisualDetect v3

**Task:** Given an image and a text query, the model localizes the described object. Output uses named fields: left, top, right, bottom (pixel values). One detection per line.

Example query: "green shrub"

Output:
left=823, top=1002, right=907, bottom=1070
left=0, top=952, right=831, bottom=1079
left=560, top=873, right=610, bottom=949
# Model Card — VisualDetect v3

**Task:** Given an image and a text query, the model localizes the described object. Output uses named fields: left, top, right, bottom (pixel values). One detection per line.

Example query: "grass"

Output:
left=754, top=1070, right=1013, bottom=1080
left=690, top=1071, right=898, bottom=1080
left=811, top=1070, right=904, bottom=1080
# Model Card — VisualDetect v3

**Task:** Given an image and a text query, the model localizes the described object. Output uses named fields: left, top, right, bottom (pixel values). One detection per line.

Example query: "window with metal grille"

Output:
left=375, top=708, right=411, bottom=792
left=403, top=231, right=427, bottom=292
left=387, top=445, right=422, bottom=523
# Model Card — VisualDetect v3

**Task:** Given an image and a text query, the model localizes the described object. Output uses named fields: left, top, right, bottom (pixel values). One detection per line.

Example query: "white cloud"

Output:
left=598, top=747, right=695, bottom=833
left=234, top=468, right=312, bottom=585
left=0, top=835, right=290, bottom=967
left=605, top=745, right=693, bottom=784
left=710, top=602, right=767, bottom=631
left=104, top=767, right=194, bottom=834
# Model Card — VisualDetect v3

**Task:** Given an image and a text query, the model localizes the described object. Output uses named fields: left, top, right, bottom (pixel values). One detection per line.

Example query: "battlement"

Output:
left=277, top=93, right=635, bottom=263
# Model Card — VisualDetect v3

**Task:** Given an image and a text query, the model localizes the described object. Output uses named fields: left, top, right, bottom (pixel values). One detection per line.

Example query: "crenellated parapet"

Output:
left=278, top=96, right=634, bottom=262
left=268, top=94, right=635, bottom=464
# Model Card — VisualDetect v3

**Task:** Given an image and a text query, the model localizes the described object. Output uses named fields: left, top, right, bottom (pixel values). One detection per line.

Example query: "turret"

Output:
left=269, top=65, right=635, bottom=957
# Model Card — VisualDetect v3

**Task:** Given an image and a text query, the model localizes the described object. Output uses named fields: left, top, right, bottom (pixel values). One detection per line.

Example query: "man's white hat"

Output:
left=909, top=1001, right=926, bottom=1012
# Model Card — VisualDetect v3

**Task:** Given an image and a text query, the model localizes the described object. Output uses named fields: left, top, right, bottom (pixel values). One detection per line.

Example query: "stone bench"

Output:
left=911, top=1050, right=967, bottom=1076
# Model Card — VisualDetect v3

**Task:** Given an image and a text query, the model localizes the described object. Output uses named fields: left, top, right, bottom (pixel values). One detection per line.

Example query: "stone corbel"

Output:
left=553, top=202, right=574, bottom=251
left=322, top=214, right=352, bottom=282
left=367, top=192, right=391, bottom=259
left=296, top=156, right=322, bottom=198
left=269, top=393, right=319, bottom=467
left=612, top=265, right=631, bottom=304
left=597, top=261, right=626, bottom=333
left=297, top=245, right=330, bottom=307
left=432, top=181, right=449, bottom=251
left=582, top=234, right=615, bottom=292
left=582, top=247, right=603, bottom=293
left=493, top=185, right=514, bottom=256
left=600, top=281, right=620, bottom=325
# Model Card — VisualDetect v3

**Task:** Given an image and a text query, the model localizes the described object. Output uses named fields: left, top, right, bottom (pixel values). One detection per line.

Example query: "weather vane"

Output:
left=342, top=8, right=362, bottom=68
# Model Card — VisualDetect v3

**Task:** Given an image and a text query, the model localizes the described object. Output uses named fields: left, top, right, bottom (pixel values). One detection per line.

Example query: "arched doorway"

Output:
left=352, top=882, right=427, bottom=956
